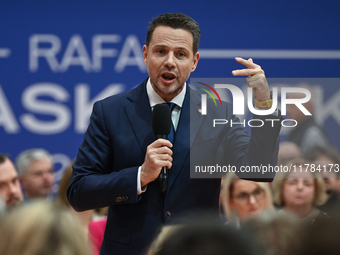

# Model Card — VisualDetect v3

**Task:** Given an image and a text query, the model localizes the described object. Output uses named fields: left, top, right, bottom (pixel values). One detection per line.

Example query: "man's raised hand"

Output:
left=232, top=57, right=270, bottom=101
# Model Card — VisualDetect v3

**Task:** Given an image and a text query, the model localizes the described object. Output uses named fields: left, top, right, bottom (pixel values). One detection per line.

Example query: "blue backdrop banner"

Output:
left=1, top=1, right=339, bottom=188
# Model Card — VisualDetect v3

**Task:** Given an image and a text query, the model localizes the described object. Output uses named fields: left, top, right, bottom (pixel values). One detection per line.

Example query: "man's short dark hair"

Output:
left=146, top=13, right=200, bottom=55
left=0, top=154, right=10, bottom=164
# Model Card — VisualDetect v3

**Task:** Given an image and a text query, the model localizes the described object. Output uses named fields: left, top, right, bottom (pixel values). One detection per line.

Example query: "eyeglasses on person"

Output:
left=232, top=187, right=265, bottom=204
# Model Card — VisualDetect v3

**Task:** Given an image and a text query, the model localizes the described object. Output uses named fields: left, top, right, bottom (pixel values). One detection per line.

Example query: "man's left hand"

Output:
left=232, top=57, right=270, bottom=101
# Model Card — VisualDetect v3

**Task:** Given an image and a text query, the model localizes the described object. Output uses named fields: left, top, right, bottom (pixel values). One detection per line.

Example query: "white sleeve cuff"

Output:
left=137, top=166, right=147, bottom=195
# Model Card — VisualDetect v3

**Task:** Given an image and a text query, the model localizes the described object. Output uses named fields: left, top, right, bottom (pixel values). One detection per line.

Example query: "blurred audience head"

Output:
left=296, top=214, right=340, bottom=255
left=278, top=141, right=302, bottom=166
left=57, top=161, right=74, bottom=208
left=0, top=154, right=23, bottom=208
left=0, top=196, right=6, bottom=219
left=272, top=158, right=327, bottom=217
left=0, top=200, right=92, bottom=255
left=305, top=146, right=340, bottom=194
left=16, top=148, right=54, bottom=200
left=242, top=211, right=300, bottom=255
left=147, top=225, right=182, bottom=255
left=221, top=172, right=274, bottom=226
left=57, top=161, right=93, bottom=234
left=151, top=220, right=255, bottom=255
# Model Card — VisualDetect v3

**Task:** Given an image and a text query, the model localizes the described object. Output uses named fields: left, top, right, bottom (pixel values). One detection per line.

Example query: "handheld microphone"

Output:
left=152, top=103, right=172, bottom=192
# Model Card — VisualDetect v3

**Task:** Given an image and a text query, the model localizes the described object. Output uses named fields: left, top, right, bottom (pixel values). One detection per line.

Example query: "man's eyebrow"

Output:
left=176, top=47, right=190, bottom=52
left=153, top=44, right=189, bottom=51
left=153, top=44, right=168, bottom=48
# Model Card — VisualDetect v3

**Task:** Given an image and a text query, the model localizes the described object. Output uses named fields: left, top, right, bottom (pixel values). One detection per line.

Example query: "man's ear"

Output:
left=142, top=45, right=148, bottom=66
left=191, top=51, right=200, bottom=72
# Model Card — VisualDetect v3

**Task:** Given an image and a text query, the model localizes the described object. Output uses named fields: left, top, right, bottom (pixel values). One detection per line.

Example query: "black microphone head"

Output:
left=152, top=103, right=171, bottom=135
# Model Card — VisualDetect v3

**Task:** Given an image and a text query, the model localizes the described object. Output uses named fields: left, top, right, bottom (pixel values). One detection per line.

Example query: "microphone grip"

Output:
left=159, top=167, right=168, bottom=192
left=156, top=134, right=168, bottom=192
left=156, top=134, right=167, bottom=139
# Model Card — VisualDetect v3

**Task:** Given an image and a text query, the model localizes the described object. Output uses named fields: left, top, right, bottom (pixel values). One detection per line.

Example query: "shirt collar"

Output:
left=146, top=78, right=186, bottom=108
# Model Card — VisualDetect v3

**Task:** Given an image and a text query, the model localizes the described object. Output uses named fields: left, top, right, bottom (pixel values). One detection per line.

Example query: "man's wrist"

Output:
left=254, top=91, right=273, bottom=109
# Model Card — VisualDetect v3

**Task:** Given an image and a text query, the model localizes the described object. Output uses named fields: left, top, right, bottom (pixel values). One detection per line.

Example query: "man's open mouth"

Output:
left=161, top=72, right=176, bottom=81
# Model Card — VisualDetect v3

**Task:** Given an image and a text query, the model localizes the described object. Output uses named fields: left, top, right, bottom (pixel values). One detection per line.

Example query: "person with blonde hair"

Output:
left=146, top=225, right=183, bottom=255
left=221, top=172, right=274, bottom=227
left=0, top=201, right=92, bottom=255
left=272, top=158, right=327, bottom=224
left=57, top=161, right=93, bottom=236
left=58, top=161, right=108, bottom=255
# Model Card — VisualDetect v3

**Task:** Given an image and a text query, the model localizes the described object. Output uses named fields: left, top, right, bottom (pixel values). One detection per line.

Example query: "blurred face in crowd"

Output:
left=277, top=141, right=302, bottom=166
left=0, top=158, right=23, bottom=207
left=143, top=26, right=199, bottom=102
left=230, top=180, right=267, bottom=222
left=283, top=171, right=315, bottom=209
left=313, top=155, right=337, bottom=192
left=20, top=157, right=54, bottom=199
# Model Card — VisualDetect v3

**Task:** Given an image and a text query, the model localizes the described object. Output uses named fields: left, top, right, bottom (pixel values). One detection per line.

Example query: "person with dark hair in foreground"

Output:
left=68, top=13, right=282, bottom=254
left=242, top=211, right=300, bottom=255
left=151, top=221, right=255, bottom=255
left=296, top=214, right=340, bottom=255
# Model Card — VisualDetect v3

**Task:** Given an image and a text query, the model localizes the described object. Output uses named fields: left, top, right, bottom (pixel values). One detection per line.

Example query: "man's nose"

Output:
left=43, top=171, right=54, bottom=182
left=164, top=52, right=176, bottom=68
left=8, top=183, right=18, bottom=195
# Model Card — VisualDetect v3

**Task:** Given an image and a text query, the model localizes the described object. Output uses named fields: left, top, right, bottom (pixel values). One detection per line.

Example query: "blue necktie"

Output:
left=167, top=103, right=176, bottom=144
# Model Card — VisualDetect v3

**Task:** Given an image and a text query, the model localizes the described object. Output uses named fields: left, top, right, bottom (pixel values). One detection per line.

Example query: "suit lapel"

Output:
left=124, top=80, right=155, bottom=154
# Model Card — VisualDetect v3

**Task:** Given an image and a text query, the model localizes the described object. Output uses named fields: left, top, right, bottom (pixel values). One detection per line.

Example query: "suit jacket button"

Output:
left=115, top=196, right=122, bottom=203
left=165, top=211, right=171, bottom=218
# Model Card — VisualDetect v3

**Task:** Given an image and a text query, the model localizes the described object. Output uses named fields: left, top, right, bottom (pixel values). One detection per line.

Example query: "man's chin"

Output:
left=160, top=84, right=184, bottom=95
left=40, top=192, right=52, bottom=197
left=36, top=189, right=52, bottom=198
left=7, top=199, right=22, bottom=208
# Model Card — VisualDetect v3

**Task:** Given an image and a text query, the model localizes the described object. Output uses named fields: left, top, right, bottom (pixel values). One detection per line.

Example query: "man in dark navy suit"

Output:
left=67, top=13, right=282, bottom=255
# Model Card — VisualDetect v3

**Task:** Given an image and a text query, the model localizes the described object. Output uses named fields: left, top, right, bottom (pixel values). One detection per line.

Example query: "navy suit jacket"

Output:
left=67, top=78, right=282, bottom=255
